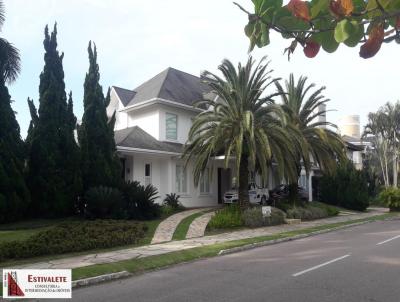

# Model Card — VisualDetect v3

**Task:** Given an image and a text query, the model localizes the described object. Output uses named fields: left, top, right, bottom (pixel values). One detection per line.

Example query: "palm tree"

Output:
left=183, top=57, right=299, bottom=208
left=275, top=74, right=345, bottom=201
left=0, top=0, right=21, bottom=84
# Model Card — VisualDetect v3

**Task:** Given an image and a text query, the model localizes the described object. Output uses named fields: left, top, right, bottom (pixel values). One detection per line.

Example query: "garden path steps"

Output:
left=11, top=208, right=389, bottom=270
left=151, top=208, right=212, bottom=244
left=186, top=211, right=216, bottom=239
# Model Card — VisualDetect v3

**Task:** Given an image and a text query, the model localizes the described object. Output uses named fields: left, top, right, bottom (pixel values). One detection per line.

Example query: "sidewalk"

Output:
left=13, top=208, right=388, bottom=270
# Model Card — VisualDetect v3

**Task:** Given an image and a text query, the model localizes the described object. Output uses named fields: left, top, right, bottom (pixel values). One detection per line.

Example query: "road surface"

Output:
left=66, top=218, right=400, bottom=302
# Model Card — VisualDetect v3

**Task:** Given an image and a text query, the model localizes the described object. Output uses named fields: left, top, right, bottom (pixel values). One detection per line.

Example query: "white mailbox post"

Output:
left=261, top=206, right=272, bottom=217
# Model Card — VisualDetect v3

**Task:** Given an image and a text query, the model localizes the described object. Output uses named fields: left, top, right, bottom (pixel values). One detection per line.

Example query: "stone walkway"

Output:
left=186, top=211, right=216, bottom=239
left=11, top=208, right=389, bottom=270
left=151, top=208, right=211, bottom=244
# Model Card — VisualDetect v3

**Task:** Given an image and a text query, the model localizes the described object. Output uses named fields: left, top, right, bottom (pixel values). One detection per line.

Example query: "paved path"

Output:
left=186, top=211, right=216, bottom=239
left=10, top=208, right=388, bottom=270
left=67, top=218, right=400, bottom=302
left=151, top=208, right=210, bottom=244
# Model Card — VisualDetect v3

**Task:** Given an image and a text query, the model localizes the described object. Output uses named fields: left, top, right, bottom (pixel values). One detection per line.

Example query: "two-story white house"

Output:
left=107, top=67, right=339, bottom=207
left=107, top=67, right=239, bottom=207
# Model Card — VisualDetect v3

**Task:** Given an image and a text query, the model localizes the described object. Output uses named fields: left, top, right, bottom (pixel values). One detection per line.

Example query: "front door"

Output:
left=218, top=168, right=231, bottom=203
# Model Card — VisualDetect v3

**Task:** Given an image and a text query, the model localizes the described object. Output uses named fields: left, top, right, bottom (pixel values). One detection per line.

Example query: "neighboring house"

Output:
left=342, top=135, right=366, bottom=170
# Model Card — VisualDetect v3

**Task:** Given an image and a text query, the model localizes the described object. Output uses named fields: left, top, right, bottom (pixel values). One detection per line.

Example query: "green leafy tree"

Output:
left=78, top=42, right=120, bottom=191
left=0, top=0, right=30, bottom=223
left=275, top=74, right=345, bottom=200
left=236, top=0, right=400, bottom=59
left=363, top=101, right=400, bottom=187
left=183, top=57, right=299, bottom=208
left=27, top=24, right=81, bottom=217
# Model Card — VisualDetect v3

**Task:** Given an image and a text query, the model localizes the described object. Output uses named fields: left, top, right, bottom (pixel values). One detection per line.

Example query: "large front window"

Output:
left=166, top=113, right=178, bottom=140
left=145, top=163, right=152, bottom=186
left=176, top=164, right=187, bottom=193
left=200, top=168, right=210, bottom=194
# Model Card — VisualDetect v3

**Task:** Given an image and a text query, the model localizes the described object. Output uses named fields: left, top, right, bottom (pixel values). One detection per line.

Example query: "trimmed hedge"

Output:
left=320, top=161, right=370, bottom=211
left=242, top=207, right=286, bottom=228
left=286, top=202, right=339, bottom=221
left=0, top=220, right=147, bottom=261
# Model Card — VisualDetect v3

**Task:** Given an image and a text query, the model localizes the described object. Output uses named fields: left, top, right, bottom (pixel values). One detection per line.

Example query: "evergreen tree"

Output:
left=78, top=42, right=120, bottom=191
left=27, top=24, right=80, bottom=217
left=25, top=97, right=38, bottom=152
left=0, top=0, right=30, bottom=223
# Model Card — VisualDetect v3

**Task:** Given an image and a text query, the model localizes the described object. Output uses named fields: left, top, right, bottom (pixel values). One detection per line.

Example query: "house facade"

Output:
left=107, top=67, right=332, bottom=207
left=107, top=68, right=240, bottom=207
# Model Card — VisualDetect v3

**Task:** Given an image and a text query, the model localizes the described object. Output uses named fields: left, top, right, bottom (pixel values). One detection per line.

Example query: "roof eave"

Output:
left=117, top=146, right=182, bottom=156
left=119, top=98, right=204, bottom=113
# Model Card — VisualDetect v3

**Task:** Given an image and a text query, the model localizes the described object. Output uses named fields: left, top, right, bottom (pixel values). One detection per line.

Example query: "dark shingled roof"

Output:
left=115, top=126, right=183, bottom=153
left=113, top=86, right=136, bottom=106
left=113, top=67, right=211, bottom=108
left=345, top=141, right=364, bottom=151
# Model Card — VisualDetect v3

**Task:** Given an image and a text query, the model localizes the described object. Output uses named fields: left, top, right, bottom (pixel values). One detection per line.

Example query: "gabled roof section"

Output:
left=113, top=68, right=211, bottom=109
left=115, top=126, right=183, bottom=154
left=112, top=86, right=136, bottom=106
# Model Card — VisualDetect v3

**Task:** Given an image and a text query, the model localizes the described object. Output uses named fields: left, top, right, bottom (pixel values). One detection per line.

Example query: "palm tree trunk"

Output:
left=238, top=154, right=249, bottom=209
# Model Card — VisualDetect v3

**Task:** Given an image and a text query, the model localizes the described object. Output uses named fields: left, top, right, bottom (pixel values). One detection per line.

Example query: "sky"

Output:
left=2, top=0, right=399, bottom=138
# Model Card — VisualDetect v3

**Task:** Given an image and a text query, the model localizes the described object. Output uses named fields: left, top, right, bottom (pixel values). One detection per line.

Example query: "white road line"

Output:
left=377, top=234, right=400, bottom=246
left=292, top=254, right=351, bottom=277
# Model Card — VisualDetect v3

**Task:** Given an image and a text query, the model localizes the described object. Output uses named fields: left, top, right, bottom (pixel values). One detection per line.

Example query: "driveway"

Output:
left=62, top=218, right=400, bottom=302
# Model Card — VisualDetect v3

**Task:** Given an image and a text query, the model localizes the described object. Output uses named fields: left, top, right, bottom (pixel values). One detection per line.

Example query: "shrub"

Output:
left=285, top=202, right=338, bottom=220
left=266, top=208, right=287, bottom=225
left=84, top=186, right=125, bottom=219
left=241, top=207, right=264, bottom=228
left=120, top=181, right=161, bottom=220
left=379, top=187, right=400, bottom=212
left=241, top=207, right=286, bottom=228
left=320, top=161, right=370, bottom=211
left=0, top=220, right=147, bottom=261
left=163, top=193, right=183, bottom=209
left=312, top=201, right=340, bottom=216
left=207, top=205, right=243, bottom=229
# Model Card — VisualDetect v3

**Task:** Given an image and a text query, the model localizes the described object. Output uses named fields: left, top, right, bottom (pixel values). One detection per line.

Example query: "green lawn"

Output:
left=0, top=218, right=76, bottom=243
left=172, top=212, right=205, bottom=240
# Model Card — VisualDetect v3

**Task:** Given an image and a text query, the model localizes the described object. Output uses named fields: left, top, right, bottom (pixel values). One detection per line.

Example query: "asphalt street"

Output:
left=62, top=218, right=400, bottom=302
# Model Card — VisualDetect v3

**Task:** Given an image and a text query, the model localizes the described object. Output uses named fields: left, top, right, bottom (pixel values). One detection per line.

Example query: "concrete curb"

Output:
left=218, top=218, right=391, bottom=256
left=72, top=271, right=132, bottom=288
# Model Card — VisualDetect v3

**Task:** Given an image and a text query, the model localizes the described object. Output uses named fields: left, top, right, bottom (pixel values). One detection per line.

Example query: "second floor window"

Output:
left=166, top=113, right=177, bottom=140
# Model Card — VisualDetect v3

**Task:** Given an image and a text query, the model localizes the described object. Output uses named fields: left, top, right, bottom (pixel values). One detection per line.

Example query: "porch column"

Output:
left=308, top=171, right=314, bottom=202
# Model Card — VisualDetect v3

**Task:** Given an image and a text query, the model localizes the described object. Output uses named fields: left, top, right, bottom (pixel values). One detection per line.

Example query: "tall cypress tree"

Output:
left=27, top=24, right=80, bottom=217
left=0, top=80, right=31, bottom=222
left=0, top=0, right=30, bottom=223
left=78, top=42, right=120, bottom=190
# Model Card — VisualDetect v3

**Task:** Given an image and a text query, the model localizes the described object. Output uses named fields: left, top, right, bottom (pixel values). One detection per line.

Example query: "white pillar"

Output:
left=308, top=171, right=314, bottom=202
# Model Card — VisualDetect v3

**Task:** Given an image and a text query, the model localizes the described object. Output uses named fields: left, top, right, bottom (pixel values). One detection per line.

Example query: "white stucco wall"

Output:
left=127, top=107, right=160, bottom=140
left=120, top=151, right=235, bottom=208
